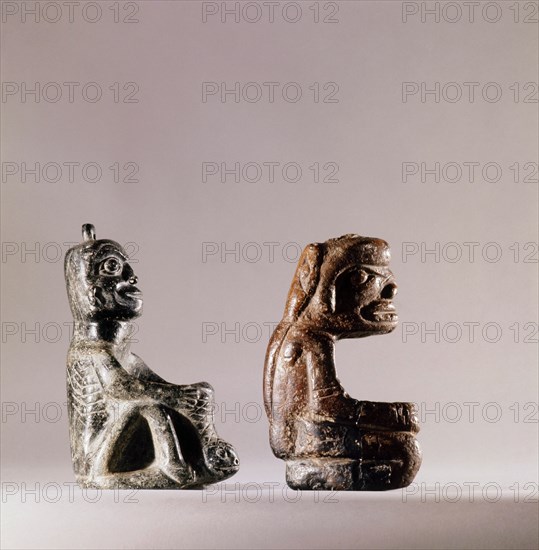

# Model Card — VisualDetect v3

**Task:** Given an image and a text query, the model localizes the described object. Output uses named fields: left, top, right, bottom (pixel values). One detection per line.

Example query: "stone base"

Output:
left=76, top=457, right=239, bottom=490
left=286, top=457, right=417, bottom=491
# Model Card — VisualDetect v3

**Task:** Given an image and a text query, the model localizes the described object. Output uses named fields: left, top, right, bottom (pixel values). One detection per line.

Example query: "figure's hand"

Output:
left=357, top=401, right=420, bottom=434
left=180, top=382, right=213, bottom=401
left=393, top=402, right=420, bottom=434
left=169, top=382, right=215, bottom=414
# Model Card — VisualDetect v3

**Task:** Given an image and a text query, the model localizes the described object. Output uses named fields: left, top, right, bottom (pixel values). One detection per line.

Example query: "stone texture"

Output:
left=263, top=234, right=421, bottom=490
left=65, top=224, right=239, bottom=489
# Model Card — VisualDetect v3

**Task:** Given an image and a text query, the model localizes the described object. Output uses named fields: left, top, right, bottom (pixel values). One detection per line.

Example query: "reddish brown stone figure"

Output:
left=264, top=234, right=421, bottom=490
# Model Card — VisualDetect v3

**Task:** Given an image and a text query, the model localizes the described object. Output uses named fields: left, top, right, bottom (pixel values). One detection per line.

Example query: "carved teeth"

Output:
left=372, top=312, right=397, bottom=322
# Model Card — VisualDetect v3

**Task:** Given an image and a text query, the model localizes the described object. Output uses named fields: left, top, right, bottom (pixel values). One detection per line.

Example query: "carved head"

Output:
left=65, top=224, right=142, bottom=322
left=282, top=234, right=397, bottom=339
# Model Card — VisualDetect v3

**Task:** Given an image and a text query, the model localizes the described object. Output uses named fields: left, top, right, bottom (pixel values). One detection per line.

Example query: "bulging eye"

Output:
left=356, top=269, right=369, bottom=284
left=101, top=257, right=122, bottom=275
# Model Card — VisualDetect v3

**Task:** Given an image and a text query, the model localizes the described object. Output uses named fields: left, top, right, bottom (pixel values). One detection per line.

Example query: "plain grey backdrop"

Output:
left=1, top=1, right=538, bottom=548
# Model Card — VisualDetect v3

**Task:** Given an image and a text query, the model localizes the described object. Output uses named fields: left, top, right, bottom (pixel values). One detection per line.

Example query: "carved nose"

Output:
left=129, top=276, right=138, bottom=285
left=381, top=282, right=397, bottom=299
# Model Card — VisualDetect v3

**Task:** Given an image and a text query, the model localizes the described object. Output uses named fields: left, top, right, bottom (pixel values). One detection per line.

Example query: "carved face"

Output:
left=286, top=235, right=398, bottom=340
left=85, top=242, right=143, bottom=321
left=333, top=263, right=398, bottom=338
left=66, top=234, right=143, bottom=322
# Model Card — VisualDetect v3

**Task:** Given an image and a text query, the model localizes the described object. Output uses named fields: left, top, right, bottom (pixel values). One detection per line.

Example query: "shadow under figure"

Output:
left=264, top=234, right=421, bottom=491
left=65, top=224, right=239, bottom=489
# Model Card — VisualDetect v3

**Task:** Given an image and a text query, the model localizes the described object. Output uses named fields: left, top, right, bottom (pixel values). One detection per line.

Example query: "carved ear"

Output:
left=298, top=244, right=322, bottom=296
left=87, top=286, right=106, bottom=309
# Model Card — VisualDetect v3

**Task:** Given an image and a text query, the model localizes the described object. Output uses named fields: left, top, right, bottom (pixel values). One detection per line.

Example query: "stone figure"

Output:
left=263, top=234, right=421, bottom=490
left=65, top=224, right=239, bottom=489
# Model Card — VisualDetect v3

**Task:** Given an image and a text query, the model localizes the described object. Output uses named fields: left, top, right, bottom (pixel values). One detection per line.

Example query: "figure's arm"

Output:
left=129, top=353, right=214, bottom=397
left=302, top=337, right=362, bottom=423
left=304, top=337, right=349, bottom=400
left=127, top=353, right=169, bottom=383
left=90, top=352, right=210, bottom=409
left=303, top=338, right=419, bottom=432
left=264, top=324, right=289, bottom=420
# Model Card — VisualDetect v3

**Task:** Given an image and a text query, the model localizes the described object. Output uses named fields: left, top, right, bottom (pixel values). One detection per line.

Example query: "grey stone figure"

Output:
left=264, top=234, right=421, bottom=490
left=65, top=224, right=239, bottom=489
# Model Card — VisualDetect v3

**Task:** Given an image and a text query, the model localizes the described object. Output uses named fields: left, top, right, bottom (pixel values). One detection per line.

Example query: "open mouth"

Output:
left=116, top=287, right=143, bottom=305
left=360, top=300, right=397, bottom=323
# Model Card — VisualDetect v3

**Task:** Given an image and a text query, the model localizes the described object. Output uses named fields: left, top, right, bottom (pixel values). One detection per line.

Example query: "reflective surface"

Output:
left=65, top=224, right=239, bottom=489
left=264, top=234, right=421, bottom=490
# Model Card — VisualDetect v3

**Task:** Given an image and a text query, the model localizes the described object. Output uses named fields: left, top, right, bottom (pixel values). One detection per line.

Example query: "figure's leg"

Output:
left=82, top=403, right=197, bottom=489
left=140, top=405, right=198, bottom=485
left=357, top=430, right=422, bottom=490
left=78, top=403, right=180, bottom=488
left=88, top=387, right=238, bottom=488
left=286, top=430, right=422, bottom=491
left=88, top=402, right=140, bottom=479
left=167, top=382, right=240, bottom=480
